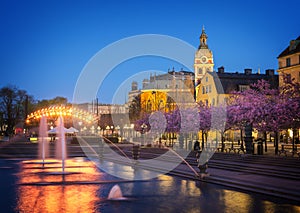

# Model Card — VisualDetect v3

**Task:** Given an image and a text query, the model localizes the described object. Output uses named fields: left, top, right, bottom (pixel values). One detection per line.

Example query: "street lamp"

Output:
left=152, top=91, right=156, bottom=111
left=115, top=125, right=121, bottom=141
left=141, top=123, right=148, bottom=146
left=105, top=126, right=110, bottom=136
left=78, top=121, right=82, bottom=133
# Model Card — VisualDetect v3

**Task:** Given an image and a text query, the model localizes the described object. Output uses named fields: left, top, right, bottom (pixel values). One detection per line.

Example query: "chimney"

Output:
left=265, top=69, right=274, bottom=76
left=217, top=66, right=225, bottom=73
left=290, top=40, right=296, bottom=51
left=244, top=68, right=252, bottom=75
left=131, top=81, right=138, bottom=91
left=142, top=79, right=149, bottom=89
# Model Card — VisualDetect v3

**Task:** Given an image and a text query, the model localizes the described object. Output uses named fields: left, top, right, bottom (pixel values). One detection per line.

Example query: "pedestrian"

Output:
left=193, top=140, right=200, bottom=151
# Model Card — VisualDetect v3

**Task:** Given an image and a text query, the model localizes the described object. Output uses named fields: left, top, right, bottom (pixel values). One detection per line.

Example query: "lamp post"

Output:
left=105, top=125, right=110, bottom=136
left=97, top=126, right=101, bottom=135
left=115, top=125, right=120, bottom=141
left=111, top=125, right=114, bottom=135
left=141, top=123, right=147, bottom=146
left=78, top=121, right=82, bottom=133
left=91, top=126, right=95, bottom=135
left=152, top=91, right=156, bottom=111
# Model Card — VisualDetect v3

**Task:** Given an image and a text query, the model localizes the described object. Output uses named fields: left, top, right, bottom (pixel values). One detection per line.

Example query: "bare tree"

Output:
left=0, top=85, right=31, bottom=136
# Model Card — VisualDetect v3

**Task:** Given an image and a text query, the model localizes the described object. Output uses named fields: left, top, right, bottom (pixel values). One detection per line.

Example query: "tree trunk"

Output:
left=221, top=132, right=225, bottom=152
left=244, top=123, right=253, bottom=154
left=201, top=130, right=205, bottom=150
left=264, top=131, right=267, bottom=152
left=274, top=131, right=279, bottom=155
left=292, top=128, right=296, bottom=152
left=240, top=129, right=243, bottom=144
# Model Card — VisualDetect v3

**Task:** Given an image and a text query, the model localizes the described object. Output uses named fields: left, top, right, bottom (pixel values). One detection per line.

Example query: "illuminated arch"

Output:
left=26, top=106, right=97, bottom=124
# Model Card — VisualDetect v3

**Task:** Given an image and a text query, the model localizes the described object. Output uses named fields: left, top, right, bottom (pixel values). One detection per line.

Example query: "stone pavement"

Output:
left=169, top=152, right=300, bottom=202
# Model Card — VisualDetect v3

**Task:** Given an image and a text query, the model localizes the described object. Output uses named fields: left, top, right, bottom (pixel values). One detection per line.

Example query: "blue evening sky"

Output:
left=0, top=0, right=299, bottom=104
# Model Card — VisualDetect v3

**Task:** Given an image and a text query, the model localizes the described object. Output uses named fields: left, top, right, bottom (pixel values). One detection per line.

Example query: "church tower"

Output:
left=194, top=26, right=214, bottom=84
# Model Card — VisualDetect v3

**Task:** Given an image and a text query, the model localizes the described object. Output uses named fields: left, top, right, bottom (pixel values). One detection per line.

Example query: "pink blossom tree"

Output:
left=229, top=78, right=300, bottom=154
left=229, top=80, right=278, bottom=153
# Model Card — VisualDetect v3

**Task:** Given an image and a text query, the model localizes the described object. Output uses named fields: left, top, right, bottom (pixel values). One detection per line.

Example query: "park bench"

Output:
left=278, top=144, right=300, bottom=157
left=216, top=142, right=245, bottom=154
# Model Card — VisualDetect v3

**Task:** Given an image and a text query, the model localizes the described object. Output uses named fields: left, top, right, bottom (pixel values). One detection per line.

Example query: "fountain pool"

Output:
left=1, top=158, right=299, bottom=213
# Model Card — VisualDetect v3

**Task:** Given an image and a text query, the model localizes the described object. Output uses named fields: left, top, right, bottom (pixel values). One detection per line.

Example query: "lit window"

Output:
left=239, top=85, right=249, bottom=92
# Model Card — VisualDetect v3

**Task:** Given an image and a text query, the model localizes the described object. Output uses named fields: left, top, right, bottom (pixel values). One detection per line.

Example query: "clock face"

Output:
left=201, top=56, right=208, bottom=64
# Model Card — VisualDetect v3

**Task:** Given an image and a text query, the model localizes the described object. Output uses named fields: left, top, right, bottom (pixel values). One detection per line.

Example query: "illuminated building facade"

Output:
left=196, top=67, right=279, bottom=106
left=128, top=70, right=195, bottom=113
left=277, top=36, right=300, bottom=86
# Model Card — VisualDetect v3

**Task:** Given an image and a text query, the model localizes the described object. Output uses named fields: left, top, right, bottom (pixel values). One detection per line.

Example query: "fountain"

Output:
left=56, top=116, right=67, bottom=173
left=26, top=115, right=76, bottom=175
left=166, top=147, right=200, bottom=178
left=38, top=116, right=49, bottom=165
left=23, top=116, right=57, bottom=166
left=107, top=184, right=126, bottom=200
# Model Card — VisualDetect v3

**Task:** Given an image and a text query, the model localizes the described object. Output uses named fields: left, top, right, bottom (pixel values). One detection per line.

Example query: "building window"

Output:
left=239, top=85, right=250, bottom=92
left=206, top=76, right=208, bottom=82
left=208, top=85, right=212, bottom=93
left=224, top=97, right=228, bottom=104
left=198, top=68, right=203, bottom=74
left=286, top=58, right=291, bottom=67
left=202, top=86, right=205, bottom=94
left=212, top=98, right=215, bottom=106
left=285, top=74, right=292, bottom=83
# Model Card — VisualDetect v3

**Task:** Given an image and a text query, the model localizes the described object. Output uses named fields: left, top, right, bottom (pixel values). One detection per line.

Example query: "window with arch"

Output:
left=198, top=68, right=203, bottom=75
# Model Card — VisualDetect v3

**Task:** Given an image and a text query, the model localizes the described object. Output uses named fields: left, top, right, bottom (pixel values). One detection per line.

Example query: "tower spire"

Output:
left=199, top=26, right=208, bottom=49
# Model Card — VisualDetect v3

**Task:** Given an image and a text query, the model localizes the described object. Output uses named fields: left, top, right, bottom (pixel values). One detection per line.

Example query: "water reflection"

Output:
left=17, top=185, right=99, bottom=213
left=10, top=159, right=300, bottom=213
left=17, top=159, right=102, bottom=212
